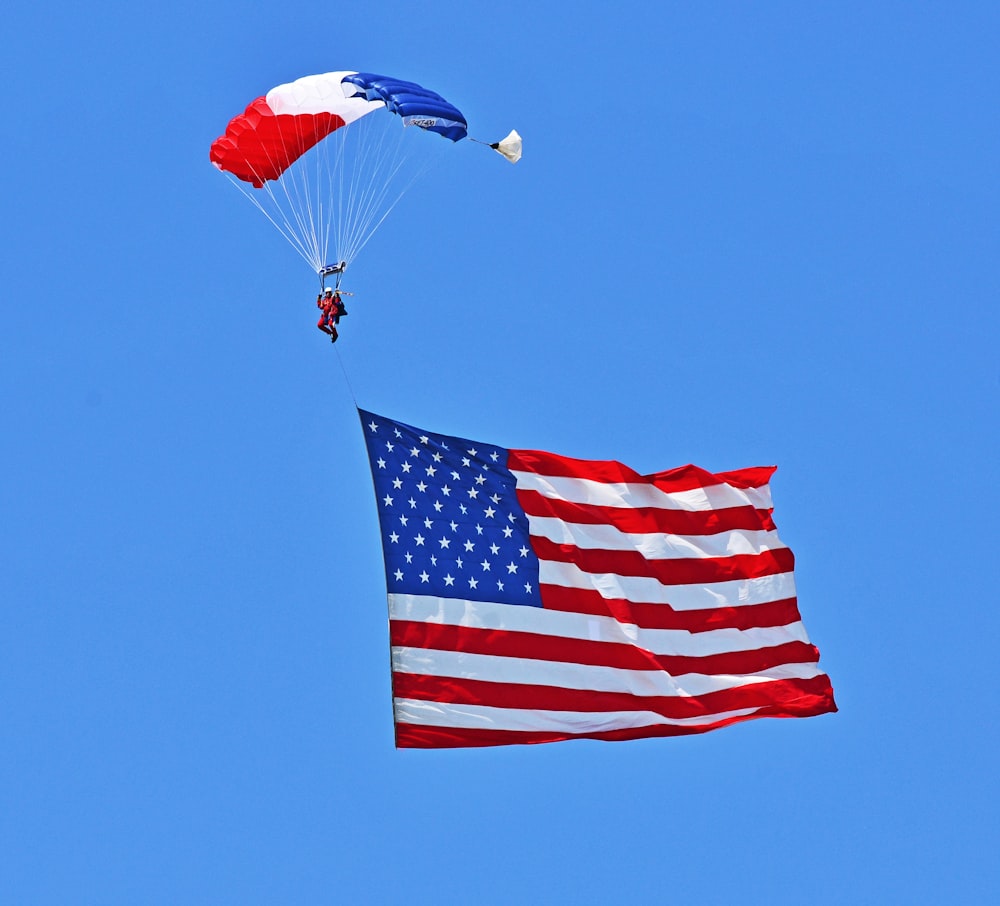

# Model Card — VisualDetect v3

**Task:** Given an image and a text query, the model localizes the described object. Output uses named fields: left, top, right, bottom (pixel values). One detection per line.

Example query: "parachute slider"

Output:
left=320, top=261, right=347, bottom=277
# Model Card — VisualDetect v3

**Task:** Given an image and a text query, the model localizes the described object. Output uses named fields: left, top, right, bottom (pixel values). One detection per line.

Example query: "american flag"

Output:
left=360, top=409, right=836, bottom=748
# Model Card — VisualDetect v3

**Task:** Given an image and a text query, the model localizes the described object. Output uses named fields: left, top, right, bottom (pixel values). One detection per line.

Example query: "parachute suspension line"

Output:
left=226, top=175, right=318, bottom=271
left=345, top=128, right=442, bottom=264
left=227, top=118, right=344, bottom=273
left=272, top=115, right=324, bottom=269
left=321, top=115, right=386, bottom=269
left=344, top=121, right=413, bottom=264
left=316, top=122, right=338, bottom=272
left=243, top=115, right=325, bottom=271
left=339, top=115, right=394, bottom=266
left=328, top=117, right=445, bottom=267
left=333, top=119, right=360, bottom=268
left=227, top=133, right=324, bottom=271
left=335, top=118, right=383, bottom=266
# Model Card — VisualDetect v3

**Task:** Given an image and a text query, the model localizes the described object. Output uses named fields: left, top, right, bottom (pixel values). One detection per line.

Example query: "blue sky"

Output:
left=3, top=2, right=999, bottom=903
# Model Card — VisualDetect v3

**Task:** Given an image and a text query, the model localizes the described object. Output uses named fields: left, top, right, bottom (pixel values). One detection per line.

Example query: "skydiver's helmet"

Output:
left=324, top=287, right=334, bottom=296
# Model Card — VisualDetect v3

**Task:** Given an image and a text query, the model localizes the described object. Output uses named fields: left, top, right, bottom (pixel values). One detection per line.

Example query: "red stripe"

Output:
left=540, top=585, right=803, bottom=632
left=392, top=672, right=836, bottom=723
left=711, top=466, right=779, bottom=490
left=391, top=620, right=819, bottom=676
left=393, top=679, right=836, bottom=749
left=517, top=488, right=777, bottom=534
left=530, top=536, right=794, bottom=585
left=509, top=450, right=775, bottom=494
left=396, top=716, right=745, bottom=748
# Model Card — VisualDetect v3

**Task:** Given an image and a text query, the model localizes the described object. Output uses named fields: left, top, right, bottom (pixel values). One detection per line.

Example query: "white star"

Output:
left=490, top=543, right=500, bottom=555
left=464, top=540, right=475, bottom=552
left=502, top=526, right=514, bottom=538
left=507, top=562, right=518, bottom=574
left=524, top=582, right=532, bottom=593
left=385, top=441, right=394, bottom=452
left=480, top=559, right=491, bottom=571
left=475, top=474, right=486, bottom=486
left=490, top=451, right=499, bottom=462
left=419, top=571, right=430, bottom=583
left=456, top=557, right=464, bottom=569
left=444, top=574, right=455, bottom=586
left=497, top=580, right=505, bottom=591
left=408, top=498, right=417, bottom=509
left=405, top=552, right=413, bottom=563
left=467, top=487, right=479, bottom=499
left=410, top=446, right=420, bottom=457
left=377, top=458, right=386, bottom=469
left=419, top=435, right=429, bottom=444
left=439, top=537, right=451, bottom=549
left=433, top=500, right=443, bottom=512
left=423, top=517, right=433, bottom=529
left=459, top=504, right=468, bottom=515
left=426, top=465, right=437, bottom=477
left=441, top=485, right=452, bottom=497
left=394, top=428, right=402, bottom=438
left=519, top=546, right=529, bottom=557
left=508, top=513, right=516, bottom=522
left=468, top=448, right=478, bottom=457
left=484, top=506, right=496, bottom=519
left=399, top=515, right=408, bottom=526
left=414, top=533, right=425, bottom=546
left=451, top=470, right=460, bottom=480
left=430, top=555, right=438, bottom=566
left=383, top=494, right=393, bottom=506
left=368, top=421, right=378, bottom=432
left=449, top=520, right=458, bottom=532
left=432, top=452, right=442, bottom=463
left=490, top=492, right=500, bottom=502
left=392, top=477, right=402, bottom=489
left=475, top=524, right=484, bottom=535
left=394, top=569, right=403, bottom=581
left=468, top=577, right=479, bottom=589
left=389, top=532, right=399, bottom=543
left=462, top=457, right=471, bottom=468
left=416, top=481, right=427, bottom=493
left=401, top=462, right=412, bottom=473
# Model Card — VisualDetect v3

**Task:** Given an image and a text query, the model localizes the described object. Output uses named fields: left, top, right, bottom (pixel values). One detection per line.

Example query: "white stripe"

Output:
left=512, top=470, right=773, bottom=512
left=389, top=594, right=812, bottom=657
left=394, top=699, right=761, bottom=733
left=538, top=560, right=797, bottom=610
left=392, top=647, right=824, bottom=697
left=266, top=71, right=385, bottom=121
left=527, top=516, right=786, bottom=559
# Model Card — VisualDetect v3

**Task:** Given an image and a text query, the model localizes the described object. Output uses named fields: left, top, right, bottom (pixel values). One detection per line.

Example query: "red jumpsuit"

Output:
left=317, top=292, right=347, bottom=341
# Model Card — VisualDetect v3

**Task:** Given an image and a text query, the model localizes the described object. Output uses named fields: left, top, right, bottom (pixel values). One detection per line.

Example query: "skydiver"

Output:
left=316, top=287, right=348, bottom=343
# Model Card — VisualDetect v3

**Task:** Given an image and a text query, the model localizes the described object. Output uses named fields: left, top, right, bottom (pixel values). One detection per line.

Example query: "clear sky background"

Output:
left=3, top=2, right=999, bottom=903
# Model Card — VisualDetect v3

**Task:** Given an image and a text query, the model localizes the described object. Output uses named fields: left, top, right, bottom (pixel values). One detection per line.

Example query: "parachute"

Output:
left=210, top=70, right=519, bottom=283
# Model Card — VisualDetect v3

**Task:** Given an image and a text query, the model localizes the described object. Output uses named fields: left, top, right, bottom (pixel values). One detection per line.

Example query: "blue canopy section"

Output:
left=342, top=72, right=468, bottom=142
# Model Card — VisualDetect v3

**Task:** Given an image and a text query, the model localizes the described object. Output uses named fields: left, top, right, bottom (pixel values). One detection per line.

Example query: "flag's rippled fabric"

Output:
left=360, top=410, right=836, bottom=748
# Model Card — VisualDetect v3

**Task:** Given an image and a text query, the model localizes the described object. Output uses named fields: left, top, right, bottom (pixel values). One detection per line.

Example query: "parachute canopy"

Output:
left=210, top=69, right=517, bottom=279
left=210, top=71, right=468, bottom=188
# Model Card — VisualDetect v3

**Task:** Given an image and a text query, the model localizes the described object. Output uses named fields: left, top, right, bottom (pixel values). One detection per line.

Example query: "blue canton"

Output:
left=360, top=410, right=542, bottom=608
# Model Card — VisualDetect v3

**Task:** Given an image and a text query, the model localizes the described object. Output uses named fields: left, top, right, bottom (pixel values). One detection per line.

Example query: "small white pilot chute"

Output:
left=491, top=129, right=522, bottom=163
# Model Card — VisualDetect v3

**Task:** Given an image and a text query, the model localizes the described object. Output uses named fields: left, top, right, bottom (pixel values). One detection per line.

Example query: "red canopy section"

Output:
left=210, top=97, right=346, bottom=187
